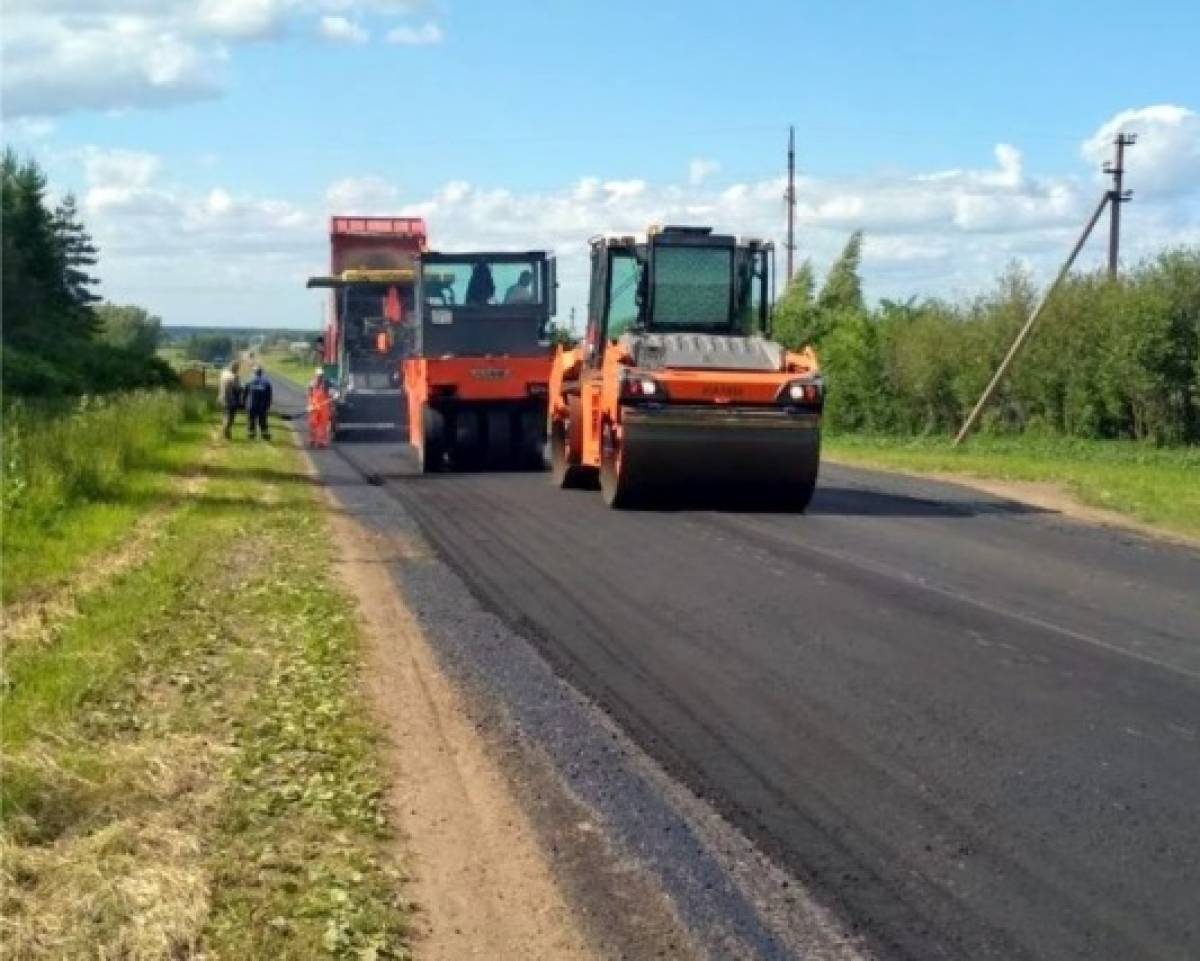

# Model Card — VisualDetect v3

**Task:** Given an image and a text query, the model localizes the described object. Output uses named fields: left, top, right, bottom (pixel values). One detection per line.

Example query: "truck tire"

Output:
left=452, top=410, right=483, bottom=469
left=519, top=409, right=548, bottom=470
left=420, top=404, right=445, bottom=474
left=485, top=408, right=513, bottom=467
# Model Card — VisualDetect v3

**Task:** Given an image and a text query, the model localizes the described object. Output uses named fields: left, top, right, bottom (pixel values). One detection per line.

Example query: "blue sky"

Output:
left=4, top=0, right=1199, bottom=328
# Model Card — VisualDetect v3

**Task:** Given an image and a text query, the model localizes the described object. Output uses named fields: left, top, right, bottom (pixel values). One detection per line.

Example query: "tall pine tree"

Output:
left=53, top=193, right=101, bottom=325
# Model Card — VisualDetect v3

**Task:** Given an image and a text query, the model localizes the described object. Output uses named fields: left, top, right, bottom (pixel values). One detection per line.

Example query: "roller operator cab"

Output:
left=548, top=226, right=824, bottom=509
left=405, top=251, right=557, bottom=472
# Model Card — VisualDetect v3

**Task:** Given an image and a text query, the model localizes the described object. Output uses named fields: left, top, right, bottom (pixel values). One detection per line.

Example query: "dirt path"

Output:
left=323, top=505, right=603, bottom=961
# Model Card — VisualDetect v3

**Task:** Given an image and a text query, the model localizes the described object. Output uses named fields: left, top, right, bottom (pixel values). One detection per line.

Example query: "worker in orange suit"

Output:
left=307, top=368, right=333, bottom=448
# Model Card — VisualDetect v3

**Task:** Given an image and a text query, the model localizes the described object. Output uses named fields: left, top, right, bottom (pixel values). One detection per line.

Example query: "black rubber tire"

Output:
left=599, top=422, right=637, bottom=508
left=452, top=410, right=483, bottom=470
left=485, top=408, right=513, bottom=467
left=550, top=396, right=591, bottom=489
left=519, top=409, right=549, bottom=470
left=419, top=404, right=445, bottom=474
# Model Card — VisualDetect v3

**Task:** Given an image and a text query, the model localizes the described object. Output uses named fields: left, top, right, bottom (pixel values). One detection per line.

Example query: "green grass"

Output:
left=1, top=416, right=409, bottom=959
left=824, top=433, right=1200, bottom=538
left=1, top=394, right=210, bottom=599
left=2, top=391, right=212, bottom=605
left=259, top=349, right=317, bottom=386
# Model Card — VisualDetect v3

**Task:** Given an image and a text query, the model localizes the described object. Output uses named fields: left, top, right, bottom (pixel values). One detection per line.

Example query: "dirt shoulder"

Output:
left=322, top=501, right=604, bottom=960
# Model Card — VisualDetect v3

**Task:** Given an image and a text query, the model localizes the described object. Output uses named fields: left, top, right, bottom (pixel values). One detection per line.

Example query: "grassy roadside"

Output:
left=259, top=349, right=318, bottom=386
left=2, top=392, right=211, bottom=605
left=824, top=433, right=1200, bottom=539
left=2, top=413, right=409, bottom=959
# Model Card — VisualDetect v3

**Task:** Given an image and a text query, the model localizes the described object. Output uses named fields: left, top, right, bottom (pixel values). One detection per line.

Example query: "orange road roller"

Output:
left=405, top=250, right=557, bottom=472
left=548, top=226, right=823, bottom=509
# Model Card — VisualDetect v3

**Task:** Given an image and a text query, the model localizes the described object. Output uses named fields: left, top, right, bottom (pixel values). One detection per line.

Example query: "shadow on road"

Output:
left=808, top=485, right=1051, bottom=519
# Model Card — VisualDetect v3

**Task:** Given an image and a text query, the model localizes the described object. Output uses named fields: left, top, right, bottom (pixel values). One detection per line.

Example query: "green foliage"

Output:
left=792, top=229, right=1200, bottom=443
left=545, top=322, right=579, bottom=348
left=1, top=149, right=169, bottom=396
left=772, top=259, right=817, bottom=348
left=96, top=303, right=163, bottom=356
left=185, top=332, right=236, bottom=364
left=1, top=391, right=207, bottom=529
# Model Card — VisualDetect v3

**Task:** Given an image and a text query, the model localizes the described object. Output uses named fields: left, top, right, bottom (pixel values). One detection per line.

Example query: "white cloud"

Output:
left=384, top=22, right=442, bottom=45
left=318, top=15, right=369, bottom=43
left=1081, top=104, right=1200, bottom=198
left=1, top=0, right=442, bottom=117
left=50, top=104, right=1200, bottom=328
left=325, top=175, right=400, bottom=210
left=194, top=0, right=288, bottom=39
left=5, top=116, right=56, bottom=140
left=688, top=158, right=721, bottom=186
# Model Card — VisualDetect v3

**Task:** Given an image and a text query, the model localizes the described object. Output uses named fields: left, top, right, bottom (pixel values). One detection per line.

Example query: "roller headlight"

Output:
left=778, top=375, right=824, bottom=406
left=620, top=372, right=666, bottom=401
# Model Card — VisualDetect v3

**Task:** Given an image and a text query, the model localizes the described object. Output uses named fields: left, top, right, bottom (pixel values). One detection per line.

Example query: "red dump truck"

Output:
left=306, top=216, right=427, bottom=439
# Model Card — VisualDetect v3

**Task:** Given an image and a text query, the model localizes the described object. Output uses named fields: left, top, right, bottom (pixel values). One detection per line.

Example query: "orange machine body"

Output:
left=404, top=249, right=558, bottom=471
left=548, top=227, right=824, bottom=509
left=405, top=354, right=552, bottom=452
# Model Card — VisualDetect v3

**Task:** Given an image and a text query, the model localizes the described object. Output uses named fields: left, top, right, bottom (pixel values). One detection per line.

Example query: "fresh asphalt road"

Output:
left=276, top=384, right=1199, bottom=960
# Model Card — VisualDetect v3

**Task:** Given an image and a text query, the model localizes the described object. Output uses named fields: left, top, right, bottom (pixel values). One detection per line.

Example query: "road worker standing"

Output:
left=307, top=368, right=333, bottom=448
left=244, top=365, right=273, bottom=440
left=217, top=360, right=242, bottom=440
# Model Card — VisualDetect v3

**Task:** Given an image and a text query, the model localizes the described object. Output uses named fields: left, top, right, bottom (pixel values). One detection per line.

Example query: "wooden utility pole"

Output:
left=953, top=192, right=1111, bottom=446
left=1104, top=132, right=1136, bottom=275
left=785, top=125, right=796, bottom=282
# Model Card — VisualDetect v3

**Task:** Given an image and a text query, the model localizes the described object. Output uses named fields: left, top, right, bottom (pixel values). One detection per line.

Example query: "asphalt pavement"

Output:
left=274, top=381, right=1200, bottom=961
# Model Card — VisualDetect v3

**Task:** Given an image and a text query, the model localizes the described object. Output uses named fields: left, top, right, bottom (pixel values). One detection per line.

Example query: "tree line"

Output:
left=2, top=150, right=174, bottom=397
left=774, top=233, right=1200, bottom=444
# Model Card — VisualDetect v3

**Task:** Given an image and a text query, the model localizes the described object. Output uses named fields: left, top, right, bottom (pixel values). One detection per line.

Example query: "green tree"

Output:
left=52, top=193, right=102, bottom=321
left=772, top=259, right=817, bottom=349
left=97, top=304, right=162, bottom=356
left=1, top=149, right=175, bottom=396
left=1, top=149, right=71, bottom=349
left=817, top=230, right=865, bottom=315
left=184, top=333, right=235, bottom=364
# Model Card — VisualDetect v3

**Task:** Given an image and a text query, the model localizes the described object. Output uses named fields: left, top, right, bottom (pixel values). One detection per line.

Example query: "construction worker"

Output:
left=504, top=269, right=535, bottom=304
left=244, top=365, right=273, bottom=440
left=217, top=360, right=242, bottom=440
left=307, top=368, right=333, bottom=448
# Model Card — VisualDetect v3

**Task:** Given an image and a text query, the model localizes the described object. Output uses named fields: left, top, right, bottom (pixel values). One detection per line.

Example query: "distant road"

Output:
left=277, top=381, right=1200, bottom=960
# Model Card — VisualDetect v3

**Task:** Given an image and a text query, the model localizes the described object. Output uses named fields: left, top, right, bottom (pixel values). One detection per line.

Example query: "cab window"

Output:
left=606, top=251, right=640, bottom=340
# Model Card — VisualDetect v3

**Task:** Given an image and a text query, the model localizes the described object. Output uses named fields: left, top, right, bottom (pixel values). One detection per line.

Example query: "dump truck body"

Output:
left=308, top=217, right=426, bottom=439
left=548, top=226, right=823, bottom=509
left=404, top=250, right=557, bottom=471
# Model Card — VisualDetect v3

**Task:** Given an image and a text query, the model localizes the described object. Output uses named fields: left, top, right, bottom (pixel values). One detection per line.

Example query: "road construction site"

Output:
left=274, top=371, right=1200, bottom=961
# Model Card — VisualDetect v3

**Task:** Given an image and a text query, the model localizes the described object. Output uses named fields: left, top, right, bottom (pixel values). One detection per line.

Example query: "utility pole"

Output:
left=785, top=125, right=796, bottom=283
left=953, top=192, right=1111, bottom=446
left=1104, top=132, right=1136, bottom=275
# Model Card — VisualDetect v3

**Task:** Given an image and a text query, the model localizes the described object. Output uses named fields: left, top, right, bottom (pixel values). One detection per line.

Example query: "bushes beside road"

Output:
left=776, top=237, right=1200, bottom=444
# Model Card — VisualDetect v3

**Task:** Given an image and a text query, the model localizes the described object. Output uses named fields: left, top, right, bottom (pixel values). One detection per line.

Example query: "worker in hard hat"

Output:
left=307, top=368, right=333, bottom=448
